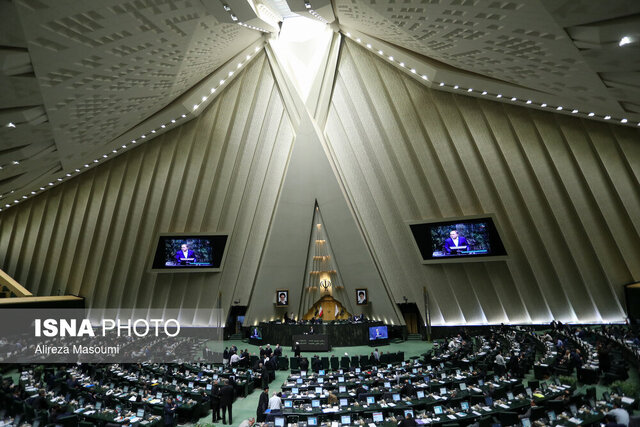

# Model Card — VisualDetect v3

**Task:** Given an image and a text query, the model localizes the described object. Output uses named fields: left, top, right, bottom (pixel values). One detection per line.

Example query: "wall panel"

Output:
left=0, top=53, right=295, bottom=323
left=324, top=39, right=639, bottom=324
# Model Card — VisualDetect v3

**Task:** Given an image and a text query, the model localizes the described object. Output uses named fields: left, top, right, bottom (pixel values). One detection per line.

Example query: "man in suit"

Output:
left=299, top=357, right=309, bottom=372
left=256, top=387, right=269, bottom=422
left=220, top=379, right=235, bottom=425
left=175, top=243, right=196, bottom=264
left=398, top=412, right=418, bottom=426
left=163, top=397, right=177, bottom=426
left=210, top=379, right=221, bottom=423
left=443, top=230, right=469, bottom=254
left=294, top=342, right=301, bottom=358
left=312, top=355, right=322, bottom=372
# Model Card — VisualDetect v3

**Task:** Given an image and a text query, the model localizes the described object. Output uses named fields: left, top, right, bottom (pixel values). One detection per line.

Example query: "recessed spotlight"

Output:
left=93, top=159, right=99, bottom=163
left=151, top=130, right=156, bottom=133
left=161, top=125, right=166, bottom=128
left=496, top=94, right=502, bottom=98
left=181, top=114, right=186, bottom=118
left=588, top=112, right=595, bottom=117
left=541, top=103, right=547, bottom=107
left=141, top=135, right=146, bottom=138
left=621, top=118, right=628, bottom=123
left=356, top=38, right=361, bottom=43
left=246, top=55, right=251, bottom=60
left=366, top=43, right=371, bottom=49
left=75, top=169, right=80, bottom=172
left=410, top=68, right=416, bottom=74
left=399, top=62, right=405, bottom=67
left=7, top=122, right=16, bottom=128
left=619, top=36, right=632, bottom=46
left=388, top=56, right=394, bottom=61
left=346, top=32, right=351, bottom=37
left=84, top=164, right=89, bottom=168
left=255, top=46, right=260, bottom=52
left=112, top=150, right=117, bottom=153
left=468, top=88, right=473, bottom=92
left=511, top=97, right=516, bottom=101
left=31, top=191, right=36, bottom=195
left=22, top=196, right=27, bottom=199
left=481, top=91, right=487, bottom=95
left=604, top=115, right=611, bottom=120
left=66, top=173, right=72, bottom=177
left=171, top=119, right=176, bottom=123
left=220, top=79, right=225, bottom=85
left=454, top=85, right=459, bottom=89
left=526, top=100, right=532, bottom=104
left=193, top=104, right=199, bottom=110
left=201, top=96, right=207, bottom=102
left=378, top=50, right=383, bottom=55
left=556, top=106, right=563, bottom=110
left=12, top=161, right=19, bottom=165
left=102, top=154, right=108, bottom=158
left=228, top=71, right=233, bottom=77
left=421, top=75, right=428, bottom=80
left=237, top=63, right=242, bottom=68
left=40, top=187, right=45, bottom=190
left=439, top=82, right=445, bottom=86
left=571, top=109, right=578, bottom=114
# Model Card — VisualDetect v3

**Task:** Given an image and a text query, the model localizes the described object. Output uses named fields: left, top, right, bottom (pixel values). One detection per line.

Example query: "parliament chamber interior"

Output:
left=1, top=0, right=640, bottom=426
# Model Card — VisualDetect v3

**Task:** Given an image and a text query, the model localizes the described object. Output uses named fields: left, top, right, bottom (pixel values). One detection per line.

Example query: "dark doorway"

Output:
left=397, top=303, right=424, bottom=337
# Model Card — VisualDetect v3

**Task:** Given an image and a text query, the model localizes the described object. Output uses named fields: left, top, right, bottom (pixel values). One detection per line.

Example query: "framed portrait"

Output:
left=276, top=289, right=289, bottom=306
left=356, top=288, right=368, bottom=305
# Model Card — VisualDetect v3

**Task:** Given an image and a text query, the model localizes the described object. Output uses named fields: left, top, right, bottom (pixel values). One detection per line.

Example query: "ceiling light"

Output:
left=378, top=50, right=383, bottom=55
left=141, top=135, right=146, bottom=138
left=556, top=106, right=562, bottom=110
left=454, top=85, right=459, bottom=89
left=304, top=2, right=311, bottom=9
left=619, top=36, right=632, bottom=46
left=422, top=75, right=428, bottom=80
left=22, top=196, right=27, bottom=199
left=255, top=46, right=260, bottom=52
left=171, top=119, right=176, bottom=123
left=201, top=96, right=207, bottom=102
left=621, top=118, right=628, bottom=123
left=410, top=69, right=416, bottom=74
left=75, top=169, right=80, bottom=172
left=66, top=173, right=71, bottom=177
left=481, top=91, right=487, bottom=95
left=511, top=97, right=516, bottom=101
left=604, top=115, right=611, bottom=120
left=181, top=114, right=186, bottom=118
left=346, top=32, right=351, bottom=37
left=102, top=154, right=107, bottom=158
left=112, top=150, right=117, bottom=153
left=7, top=122, right=16, bottom=128
left=223, top=4, right=231, bottom=11
left=526, top=100, right=532, bottom=104
left=496, top=94, right=502, bottom=98
left=356, top=38, right=361, bottom=43
left=220, top=79, right=225, bottom=85
left=12, top=161, right=19, bottom=165
left=588, top=112, right=595, bottom=117
left=468, top=88, right=473, bottom=92
left=439, top=82, right=445, bottom=87
left=366, top=43, right=371, bottom=49
left=151, top=130, right=156, bottom=133
left=193, top=104, right=199, bottom=110
left=237, top=63, right=242, bottom=68
left=388, top=56, right=394, bottom=61
left=230, top=14, right=238, bottom=21
left=84, top=165, right=89, bottom=168
left=31, top=191, right=36, bottom=195
left=161, top=125, right=166, bottom=128
left=40, top=187, right=45, bottom=190
left=541, top=103, right=547, bottom=107
left=571, top=109, right=578, bottom=113
left=399, top=62, right=405, bottom=67
left=228, top=71, right=233, bottom=77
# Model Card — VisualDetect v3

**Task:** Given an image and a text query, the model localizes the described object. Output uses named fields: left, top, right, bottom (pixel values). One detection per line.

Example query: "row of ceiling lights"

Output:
left=344, top=32, right=639, bottom=128
left=0, top=46, right=262, bottom=212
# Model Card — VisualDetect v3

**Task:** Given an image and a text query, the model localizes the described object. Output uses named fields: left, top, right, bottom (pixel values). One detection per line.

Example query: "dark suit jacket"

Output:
left=257, top=391, right=269, bottom=415
left=210, top=385, right=221, bottom=407
left=444, top=236, right=468, bottom=253
left=175, top=250, right=196, bottom=263
left=220, top=385, right=235, bottom=406
left=163, top=402, right=176, bottom=425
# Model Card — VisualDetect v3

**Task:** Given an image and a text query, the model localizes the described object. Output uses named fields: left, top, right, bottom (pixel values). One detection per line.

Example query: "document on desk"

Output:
left=621, top=397, right=635, bottom=404
left=499, top=404, right=510, bottom=409
left=447, top=414, right=457, bottom=420
left=568, top=417, right=582, bottom=424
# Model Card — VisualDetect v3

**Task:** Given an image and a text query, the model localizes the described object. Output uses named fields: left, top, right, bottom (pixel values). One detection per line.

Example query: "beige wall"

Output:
left=323, top=39, right=640, bottom=325
left=0, top=53, right=295, bottom=323
left=1, top=38, right=639, bottom=326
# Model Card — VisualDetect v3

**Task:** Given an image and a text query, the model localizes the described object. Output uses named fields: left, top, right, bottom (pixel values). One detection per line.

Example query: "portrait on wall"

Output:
left=356, top=288, right=368, bottom=305
left=276, top=289, right=289, bottom=306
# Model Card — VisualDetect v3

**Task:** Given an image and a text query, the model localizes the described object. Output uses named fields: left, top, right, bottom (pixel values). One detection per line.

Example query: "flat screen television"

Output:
left=249, top=327, right=262, bottom=340
left=409, top=215, right=506, bottom=263
left=369, top=326, right=388, bottom=340
left=150, top=233, right=228, bottom=272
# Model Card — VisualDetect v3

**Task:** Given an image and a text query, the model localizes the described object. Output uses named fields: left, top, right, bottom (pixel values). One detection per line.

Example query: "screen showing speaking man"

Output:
left=430, top=222, right=491, bottom=258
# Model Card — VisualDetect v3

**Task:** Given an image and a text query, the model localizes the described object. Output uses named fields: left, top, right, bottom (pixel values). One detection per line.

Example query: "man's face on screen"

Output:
left=181, top=244, right=188, bottom=251
left=450, top=231, right=458, bottom=239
